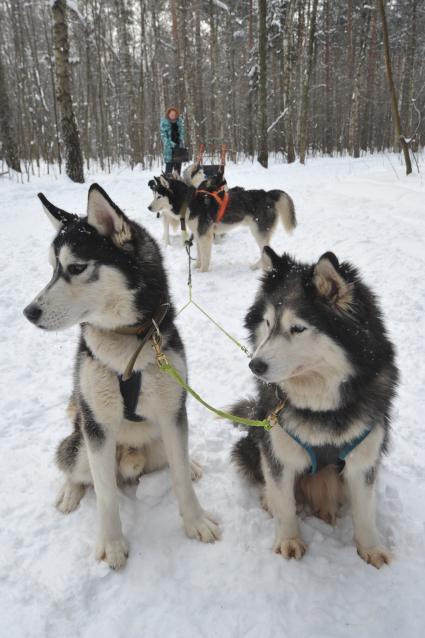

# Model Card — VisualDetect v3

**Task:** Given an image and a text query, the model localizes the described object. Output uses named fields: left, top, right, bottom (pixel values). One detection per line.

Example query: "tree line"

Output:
left=0, top=0, right=423, bottom=180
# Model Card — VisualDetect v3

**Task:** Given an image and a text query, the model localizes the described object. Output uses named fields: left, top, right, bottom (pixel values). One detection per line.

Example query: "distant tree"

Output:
left=0, top=55, right=21, bottom=172
left=257, top=0, right=268, bottom=168
left=376, top=0, right=412, bottom=175
left=299, top=0, right=318, bottom=164
left=52, top=0, right=84, bottom=182
left=399, top=0, right=417, bottom=141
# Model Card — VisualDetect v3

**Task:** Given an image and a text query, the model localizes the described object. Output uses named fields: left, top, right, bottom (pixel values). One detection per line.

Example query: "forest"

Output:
left=0, top=0, right=423, bottom=178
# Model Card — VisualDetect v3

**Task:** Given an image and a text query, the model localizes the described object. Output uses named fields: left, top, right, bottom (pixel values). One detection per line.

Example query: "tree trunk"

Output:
left=376, top=0, right=412, bottom=175
left=52, top=0, right=84, bottom=182
left=283, top=0, right=296, bottom=163
left=0, top=55, right=21, bottom=172
left=257, top=0, right=268, bottom=168
left=299, top=0, right=318, bottom=164
left=348, top=3, right=372, bottom=158
left=399, top=0, right=417, bottom=139
left=246, top=0, right=255, bottom=157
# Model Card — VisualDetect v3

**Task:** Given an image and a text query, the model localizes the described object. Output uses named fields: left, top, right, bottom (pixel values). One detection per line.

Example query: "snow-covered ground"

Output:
left=1, top=155, right=424, bottom=637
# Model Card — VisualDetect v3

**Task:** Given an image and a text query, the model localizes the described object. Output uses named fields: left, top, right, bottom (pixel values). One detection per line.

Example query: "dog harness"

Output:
left=112, top=303, right=171, bottom=421
left=285, top=426, right=373, bottom=474
left=196, top=186, right=229, bottom=223
left=119, top=372, right=145, bottom=422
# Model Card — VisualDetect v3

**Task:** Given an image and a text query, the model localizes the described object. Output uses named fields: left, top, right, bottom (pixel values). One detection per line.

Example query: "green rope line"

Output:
left=176, top=241, right=251, bottom=358
left=157, top=356, right=272, bottom=431
left=190, top=298, right=251, bottom=357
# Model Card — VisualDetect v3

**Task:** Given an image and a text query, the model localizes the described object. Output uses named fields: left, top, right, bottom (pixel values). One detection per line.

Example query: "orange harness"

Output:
left=196, top=187, right=230, bottom=223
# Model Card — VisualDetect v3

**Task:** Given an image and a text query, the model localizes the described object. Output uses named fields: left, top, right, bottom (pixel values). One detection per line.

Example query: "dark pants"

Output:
left=165, top=161, right=182, bottom=175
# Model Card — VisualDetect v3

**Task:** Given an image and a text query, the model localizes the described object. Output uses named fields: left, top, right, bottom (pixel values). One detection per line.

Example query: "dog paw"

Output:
left=357, top=544, right=392, bottom=569
left=183, top=511, right=221, bottom=543
left=55, top=482, right=86, bottom=514
left=119, top=448, right=146, bottom=482
left=96, top=536, right=129, bottom=570
left=190, top=459, right=203, bottom=481
left=274, top=537, right=307, bottom=560
left=317, top=509, right=337, bottom=526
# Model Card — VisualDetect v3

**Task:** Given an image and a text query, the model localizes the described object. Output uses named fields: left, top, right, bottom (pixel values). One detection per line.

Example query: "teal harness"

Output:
left=285, top=426, right=373, bottom=474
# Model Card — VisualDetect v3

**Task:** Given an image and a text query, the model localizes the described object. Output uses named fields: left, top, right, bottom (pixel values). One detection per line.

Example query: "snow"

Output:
left=1, top=154, right=425, bottom=637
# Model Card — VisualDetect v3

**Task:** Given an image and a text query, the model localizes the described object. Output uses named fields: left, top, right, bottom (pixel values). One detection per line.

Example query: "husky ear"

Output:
left=262, top=247, right=292, bottom=273
left=87, top=184, right=132, bottom=247
left=38, top=193, right=78, bottom=230
left=313, top=252, right=352, bottom=311
left=159, top=175, right=170, bottom=189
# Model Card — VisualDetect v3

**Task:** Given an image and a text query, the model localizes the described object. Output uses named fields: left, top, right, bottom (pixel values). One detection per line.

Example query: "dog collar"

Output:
left=113, top=303, right=170, bottom=380
left=284, top=426, right=373, bottom=475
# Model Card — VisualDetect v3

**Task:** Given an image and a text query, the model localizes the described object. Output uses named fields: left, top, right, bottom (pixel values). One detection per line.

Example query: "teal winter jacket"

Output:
left=160, top=117, right=185, bottom=162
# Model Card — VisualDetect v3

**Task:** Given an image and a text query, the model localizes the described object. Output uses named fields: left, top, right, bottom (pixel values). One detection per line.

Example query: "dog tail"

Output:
left=273, top=190, right=297, bottom=234
left=230, top=398, right=264, bottom=483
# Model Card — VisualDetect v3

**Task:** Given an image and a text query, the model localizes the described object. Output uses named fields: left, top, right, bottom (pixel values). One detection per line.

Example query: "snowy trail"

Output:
left=1, top=155, right=424, bottom=638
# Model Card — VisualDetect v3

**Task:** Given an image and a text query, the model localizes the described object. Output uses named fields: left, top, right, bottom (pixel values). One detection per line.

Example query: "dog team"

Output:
left=23, top=159, right=398, bottom=571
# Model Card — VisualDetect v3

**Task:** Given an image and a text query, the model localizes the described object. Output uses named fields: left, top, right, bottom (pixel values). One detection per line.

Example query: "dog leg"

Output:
left=198, top=228, right=214, bottom=272
left=162, top=216, right=170, bottom=245
left=195, top=235, right=202, bottom=269
left=263, top=460, right=306, bottom=560
left=345, top=469, right=391, bottom=568
left=344, top=428, right=390, bottom=568
left=80, top=358, right=129, bottom=569
left=157, top=403, right=220, bottom=542
left=55, top=427, right=92, bottom=513
left=249, top=226, right=272, bottom=270
left=86, top=435, right=129, bottom=569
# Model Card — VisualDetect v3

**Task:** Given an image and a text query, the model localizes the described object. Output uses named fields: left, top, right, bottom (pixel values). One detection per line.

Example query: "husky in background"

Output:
left=23, top=185, right=220, bottom=569
left=148, top=171, right=296, bottom=271
left=182, top=163, right=206, bottom=188
left=148, top=175, right=189, bottom=245
left=147, top=165, right=205, bottom=245
left=232, top=247, right=398, bottom=568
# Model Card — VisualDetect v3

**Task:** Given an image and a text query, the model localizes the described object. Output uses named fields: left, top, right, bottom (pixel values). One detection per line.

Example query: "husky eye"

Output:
left=290, top=325, right=306, bottom=335
left=68, top=263, right=87, bottom=276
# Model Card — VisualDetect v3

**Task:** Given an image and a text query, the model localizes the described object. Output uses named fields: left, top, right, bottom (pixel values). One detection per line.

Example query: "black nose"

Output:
left=23, top=303, right=42, bottom=324
left=148, top=205, right=153, bottom=211
left=249, top=358, right=268, bottom=376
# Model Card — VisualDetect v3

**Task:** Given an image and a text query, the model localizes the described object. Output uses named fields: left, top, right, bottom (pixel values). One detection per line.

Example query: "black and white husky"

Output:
left=148, top=172, right=296, bottom=271
left=232, top=248, right=398, bottom=568
left=147, top=165, right=205, bottom=245
left=23, top=185, right=220, bottom=569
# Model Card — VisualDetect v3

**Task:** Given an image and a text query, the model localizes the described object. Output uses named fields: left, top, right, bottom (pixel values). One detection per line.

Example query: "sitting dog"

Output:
left=232, top=247, right=398, bottom=568
left=23, top=185, right=220, bottom=569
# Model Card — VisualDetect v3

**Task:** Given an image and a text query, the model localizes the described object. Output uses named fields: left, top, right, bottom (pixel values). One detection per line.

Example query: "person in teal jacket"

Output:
left=160, top=106, right=185, bottom=175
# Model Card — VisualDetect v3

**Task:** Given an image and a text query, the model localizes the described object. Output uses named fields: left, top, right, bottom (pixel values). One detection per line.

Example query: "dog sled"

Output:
left=195, top=143, right=227, bottom=178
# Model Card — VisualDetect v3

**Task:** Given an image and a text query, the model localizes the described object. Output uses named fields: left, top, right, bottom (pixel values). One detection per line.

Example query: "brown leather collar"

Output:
left=113, top=303, right=170, bottom=380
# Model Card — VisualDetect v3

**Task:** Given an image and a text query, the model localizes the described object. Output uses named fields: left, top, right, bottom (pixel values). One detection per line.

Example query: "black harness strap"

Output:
left=119, top=371, right=145, bottom=422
